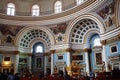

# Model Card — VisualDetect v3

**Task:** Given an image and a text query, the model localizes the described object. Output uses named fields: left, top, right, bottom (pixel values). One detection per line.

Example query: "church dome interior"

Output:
left=0, top=0, right=120, bottom=80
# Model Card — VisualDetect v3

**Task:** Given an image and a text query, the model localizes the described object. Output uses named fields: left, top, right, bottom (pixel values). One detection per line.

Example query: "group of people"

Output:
left=0, top=72, right=20, bottom=80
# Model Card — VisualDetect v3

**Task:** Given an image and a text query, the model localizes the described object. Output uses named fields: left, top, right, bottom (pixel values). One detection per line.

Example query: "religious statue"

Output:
left=102, top=61, right=105, bottom=71
left=108, top=17, right=113, bottom=26
left=6, top=35, right=12, bottom=43
left=71, top=62, right=80, bottom=78
left=54, top=65, right=58, bottom=73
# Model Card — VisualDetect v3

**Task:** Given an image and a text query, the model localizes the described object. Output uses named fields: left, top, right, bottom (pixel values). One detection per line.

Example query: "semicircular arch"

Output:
left=65, top=13, right=105, bottom=43
left=15, top=26, right=55, bottom=49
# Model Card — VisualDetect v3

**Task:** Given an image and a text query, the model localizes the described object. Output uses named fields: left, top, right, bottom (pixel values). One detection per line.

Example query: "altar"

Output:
left=71, top=62, right=80, bottom=78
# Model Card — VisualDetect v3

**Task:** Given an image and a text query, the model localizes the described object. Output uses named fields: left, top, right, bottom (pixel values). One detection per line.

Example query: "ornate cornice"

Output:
left=101, top=33, right=120, bottom=45
left=106, top=34, right=120, bottom=44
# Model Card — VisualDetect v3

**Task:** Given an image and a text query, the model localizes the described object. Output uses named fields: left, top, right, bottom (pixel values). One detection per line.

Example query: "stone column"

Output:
left=14, top=51, right=19, bottom=74
left=27, top=53, right=32, bottom=71
left=65, top=48, right=72, bottom=75
left=101, top=40, right=109, bottom=72
left=84, top=48, right=91, bottom=74
left=50, top=50, right=55, bottom=74
left=44, top=52, right=48, bottom=74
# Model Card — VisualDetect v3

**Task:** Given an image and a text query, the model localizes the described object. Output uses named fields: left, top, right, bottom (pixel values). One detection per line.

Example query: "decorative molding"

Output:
left=73, top=49, right=83, bottom=54
left=109, top=54, right=120, bottom=62
left=0, top=46, right=18, bottom=51
left=0, top=0, right=105, bottom=26
left=100, top=34, right=120, bottom=45
left=50, top=44, right=72, bottom=50
left=56, top=61, right=65, bottom=66
left=106, top=35, right=120, bottom=44
left=100, top=27, right=120, bottom=40
left=0, top=50, right=19, bottom=54
left=92, top=46, right=102, bottom=51
left=55, top=49, right=66, bottom=53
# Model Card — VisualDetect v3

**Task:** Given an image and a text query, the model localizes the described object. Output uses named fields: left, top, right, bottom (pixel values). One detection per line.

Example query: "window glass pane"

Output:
left=54, top=1, right=62, bottom=13
left=7, top=3, right=15, bottom=16
left=36, top=45, right=43, bottom=53
left=11, top=9, right=15, bottom=15
left=32, top=5, right=39, bottom=16
left=76, top=0, right=84, bottom=5
left=94, top=38, right=101, bottom=46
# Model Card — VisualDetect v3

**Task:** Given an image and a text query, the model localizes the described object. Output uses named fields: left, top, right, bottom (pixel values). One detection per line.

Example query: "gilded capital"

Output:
left=14, top=51, right=19, bottom=55
left=50, top=50, right=55, bottom=54
left=83, top=48, right=91, bottom=53
left=65, top=48, right=73, bottom=52
left=44, top=52, right=49, bottom=56
left=27, top=53, right=33, bottom=56
left=101, top=40, right=106, bottom=45
left=118, top=34, right=120, bottom=39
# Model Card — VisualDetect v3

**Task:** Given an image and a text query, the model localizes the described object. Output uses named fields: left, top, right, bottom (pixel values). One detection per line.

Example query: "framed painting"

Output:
left=72, top=54, right=84, bottom=62
left=95, top=53, right=102, bottom=65
left=19, top=58, right=27, bottom=64
left=36, top=58, right=42, bottom=68
left=4, top=56, right=11, bottom=61
left=110, top=44, right=118, bottom=54
left=58, top=55, right=63, bottom=60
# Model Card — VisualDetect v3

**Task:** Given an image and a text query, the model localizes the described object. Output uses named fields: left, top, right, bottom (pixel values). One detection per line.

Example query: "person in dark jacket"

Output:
left=14, top=73, right=20, bottom=80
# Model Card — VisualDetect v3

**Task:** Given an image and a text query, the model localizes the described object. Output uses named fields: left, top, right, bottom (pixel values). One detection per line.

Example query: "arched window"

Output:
left=7, top=3, right=15, bottom=16
left=93, top=38, right=101, bottom=47
left=76, top=0, right=84, bottom=6
left=36, top=45, right=43, bottom=53
left=32, top=4, right=39, bottom=16
left=54, top=1, right=62, bottom=13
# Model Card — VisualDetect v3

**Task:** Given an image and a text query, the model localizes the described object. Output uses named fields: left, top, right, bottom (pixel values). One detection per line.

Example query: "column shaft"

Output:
left=28, top=56, right=31, bottom=70
left=102, top=45, right=109, bottom=71
left=44, top=56, right=47, bottom=74
left=14, top=54, right=19, bottom=73
left=50, top=50, right=55, bottom=74
left=85, top=52, right=90, bottom=74
left=101, top=40, right=109, bottom=72
left=84, top=48, right=90, bottom=74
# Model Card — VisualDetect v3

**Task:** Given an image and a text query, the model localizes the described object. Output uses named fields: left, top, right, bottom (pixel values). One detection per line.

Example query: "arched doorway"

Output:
left=32, top=42, right=44, bottom=74
left=89, top=34, right=102, bottom=72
